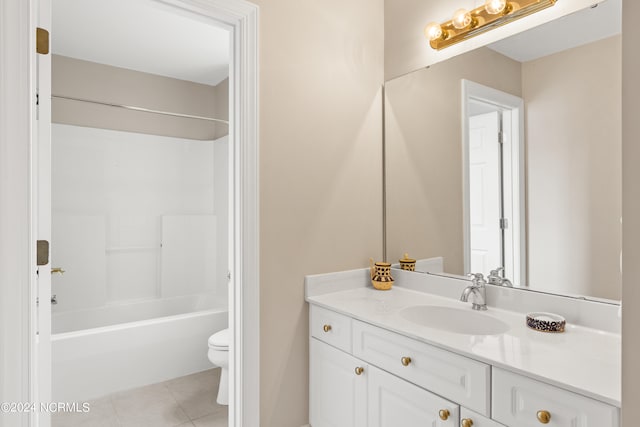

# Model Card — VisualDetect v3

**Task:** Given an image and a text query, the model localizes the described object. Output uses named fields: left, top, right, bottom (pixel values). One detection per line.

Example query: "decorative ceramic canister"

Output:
left=399, top=253, right=416, bottom=271
left=369, top=258, right=394, bottom=290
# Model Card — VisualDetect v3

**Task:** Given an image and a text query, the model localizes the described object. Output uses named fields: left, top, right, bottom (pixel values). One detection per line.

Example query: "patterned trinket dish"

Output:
left=526, top=312, right=566, bottom=333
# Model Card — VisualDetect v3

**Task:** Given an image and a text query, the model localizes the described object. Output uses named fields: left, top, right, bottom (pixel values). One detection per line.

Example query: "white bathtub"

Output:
left=52, top=293, right=228, bottom=402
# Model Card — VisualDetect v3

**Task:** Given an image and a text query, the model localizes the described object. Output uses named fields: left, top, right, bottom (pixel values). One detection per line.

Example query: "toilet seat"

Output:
left=208, top=328, right=229, bottom=350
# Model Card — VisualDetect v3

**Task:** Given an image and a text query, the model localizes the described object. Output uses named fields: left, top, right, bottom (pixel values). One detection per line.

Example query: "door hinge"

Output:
left=499, top=218, right=509, bottom=230
left=498, top=131, right=504, bottom=144
left=37, top=240, right=50, bottom=266
left=36, top=27, right=50, bottom=55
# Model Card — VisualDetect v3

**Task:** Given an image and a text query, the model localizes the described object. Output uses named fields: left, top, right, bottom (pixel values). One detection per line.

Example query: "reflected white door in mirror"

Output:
left=305, top=268, right=620, bottom=427
left=463, top=80, right=526, bottom=288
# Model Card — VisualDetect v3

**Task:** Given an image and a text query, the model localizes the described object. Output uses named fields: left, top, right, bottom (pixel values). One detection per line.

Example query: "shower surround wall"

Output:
left=51, top=124, right=229, bottom=312
left=51, top=56, right=230, bottom=313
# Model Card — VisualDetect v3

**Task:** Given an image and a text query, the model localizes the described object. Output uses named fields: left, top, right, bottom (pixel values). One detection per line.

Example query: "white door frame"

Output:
left=0, top=0, right=259, bottom=426
left=0, top=1, right=39, bottom=427
left=461, top=79, right=526, bottom=287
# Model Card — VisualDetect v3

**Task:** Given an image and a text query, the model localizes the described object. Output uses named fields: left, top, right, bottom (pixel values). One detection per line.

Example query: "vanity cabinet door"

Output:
left=368, top=364, right=459, bottom=427
left=492, top=368, right=620, bottom=427
left=460, top=408, right=505, bottom=427
left=310, top=338, right=367, bottom=427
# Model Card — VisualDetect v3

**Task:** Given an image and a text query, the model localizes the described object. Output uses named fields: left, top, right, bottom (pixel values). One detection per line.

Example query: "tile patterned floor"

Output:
left=53, top=369, right=227, bottom=427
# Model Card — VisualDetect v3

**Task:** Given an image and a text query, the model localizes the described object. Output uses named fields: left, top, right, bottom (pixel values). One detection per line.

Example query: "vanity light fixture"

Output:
left=424, top=0, right=556, bottom=50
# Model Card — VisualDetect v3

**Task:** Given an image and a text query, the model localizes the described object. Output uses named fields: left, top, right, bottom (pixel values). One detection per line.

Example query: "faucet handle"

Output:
left=467, top=272, right=485, bottom=285
left=489, top=267, right=504, bottom=278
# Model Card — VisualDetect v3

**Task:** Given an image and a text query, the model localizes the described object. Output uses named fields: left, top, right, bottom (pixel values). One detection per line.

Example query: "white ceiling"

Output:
left=488, top=0, right=621, bottom=63
left=52, top=0, right=230, bottom=86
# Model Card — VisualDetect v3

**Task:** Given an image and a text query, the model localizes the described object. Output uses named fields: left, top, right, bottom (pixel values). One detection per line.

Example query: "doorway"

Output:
left=0, top=0, right=258, bottom=426
left=49, top=1, right=232, bottom=413
left=462, top=80, right=526, bottom=287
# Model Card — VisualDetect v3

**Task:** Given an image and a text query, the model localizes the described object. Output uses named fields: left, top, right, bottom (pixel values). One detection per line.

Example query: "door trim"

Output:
left=461, top=79, right=526, bottom=286
left=0, top=0, right=39, bottom=426
left=0, top=0, right=260, bottom=425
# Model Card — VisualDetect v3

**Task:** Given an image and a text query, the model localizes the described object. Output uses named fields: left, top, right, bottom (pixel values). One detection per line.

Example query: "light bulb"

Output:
left=452, top=8, right=472, bottom=29
left=484, top=0, right=507, bottom=14
left=424, top=22, right=443, bottom=41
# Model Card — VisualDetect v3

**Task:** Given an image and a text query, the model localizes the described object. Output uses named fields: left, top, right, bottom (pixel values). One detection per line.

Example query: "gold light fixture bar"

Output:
left=427, top=0, right=556, bottom=50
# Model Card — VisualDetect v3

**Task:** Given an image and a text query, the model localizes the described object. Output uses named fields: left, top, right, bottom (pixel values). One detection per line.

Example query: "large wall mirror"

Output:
left=384, top=0, right=622, bottom=302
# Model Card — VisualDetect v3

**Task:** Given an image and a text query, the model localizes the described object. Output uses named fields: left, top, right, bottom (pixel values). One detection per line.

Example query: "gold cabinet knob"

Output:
left=401, top=356, right=412, bottom=366
left=354, top=366, right=364, bottom=375
left=537, top=410, right=551, bottom=424
left=461, top=419, right=474, bottom=427
left=323, top=324, right=332, bottom=333
left=439, top=409, right=450, bottom=421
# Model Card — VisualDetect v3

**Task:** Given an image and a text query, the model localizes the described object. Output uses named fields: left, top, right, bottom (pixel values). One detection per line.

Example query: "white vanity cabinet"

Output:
left=492, top=368, right=620, bottom=427
left=310, top=338, right=459, bottom=427
left=309, top=304, right=620, bottom=427
left=352, top=320, right=490, bottom=415
left=310, top=306, right=459, bottom=427
left=460, top=408, right=505, bottom=427
left=367, top=363, right=459, bottom=427
left=309, top=338, right=367, bottom=427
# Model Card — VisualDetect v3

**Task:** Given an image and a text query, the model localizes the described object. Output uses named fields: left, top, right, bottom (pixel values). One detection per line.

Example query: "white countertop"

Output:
left=307, top=285, right=621, bottom=407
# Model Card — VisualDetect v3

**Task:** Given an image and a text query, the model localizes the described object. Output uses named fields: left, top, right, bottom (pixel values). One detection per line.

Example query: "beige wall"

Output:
left=385, top=47, right=522, bottom=272
left=254, top=0, right=384, bottom=426
left=524, top=35, right=622, bottom=300
left=622, top=0, right=639, bottom=423
left=213, top=77, right=229, bottom=140
left=52, top=55, right=228, bottom=140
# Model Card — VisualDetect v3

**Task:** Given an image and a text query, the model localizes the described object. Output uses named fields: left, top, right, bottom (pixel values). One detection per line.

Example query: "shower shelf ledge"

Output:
left=105, top=246, right=160, bottom=253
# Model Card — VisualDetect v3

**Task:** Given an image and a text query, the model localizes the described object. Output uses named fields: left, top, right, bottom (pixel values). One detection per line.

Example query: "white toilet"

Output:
left=207, top=328, right=229, bottom=405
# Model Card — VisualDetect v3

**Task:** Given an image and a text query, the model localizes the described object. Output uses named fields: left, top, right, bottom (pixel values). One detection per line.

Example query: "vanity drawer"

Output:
left=352, top=320, right=491, bottom=416
left=460, top=408, right=505, bottom=427
left=492, top=368, right=620, bottom=427
left=310, top=305, right=352, bottom=353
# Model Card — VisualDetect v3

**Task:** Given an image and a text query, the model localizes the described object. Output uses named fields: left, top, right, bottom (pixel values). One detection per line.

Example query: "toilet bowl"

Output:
left=207, top=328, right=229, bottom=405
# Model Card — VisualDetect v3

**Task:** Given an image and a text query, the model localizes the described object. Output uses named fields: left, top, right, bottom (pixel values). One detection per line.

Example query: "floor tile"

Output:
left=52, top=396, right=120, bottom=427
left=192, top=410, right=229, bottom=427
left=111, top=383, right=189, bottom=427
left=167, top=369, right=225, bottom=420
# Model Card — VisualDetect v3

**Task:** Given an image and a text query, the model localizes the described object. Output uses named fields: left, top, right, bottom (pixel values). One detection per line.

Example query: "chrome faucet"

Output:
left=460, top=273, right=487, bottom=311
left=487, top=267, right=513, bottom=287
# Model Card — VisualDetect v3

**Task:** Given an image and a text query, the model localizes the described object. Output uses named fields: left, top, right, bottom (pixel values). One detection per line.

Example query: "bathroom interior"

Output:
left=49, top=0, right=232, bottom=426
left=309, top=0, right=622, bottom=426
left=30, top=0, right=626, bottom=426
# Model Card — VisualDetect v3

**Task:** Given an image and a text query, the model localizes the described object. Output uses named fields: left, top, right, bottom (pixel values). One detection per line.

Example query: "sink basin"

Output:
left=400, top=305, right=510, bottom=335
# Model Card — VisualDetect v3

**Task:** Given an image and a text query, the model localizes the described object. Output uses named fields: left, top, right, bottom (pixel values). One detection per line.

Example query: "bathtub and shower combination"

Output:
left=51, top=124, right=230, bottom=402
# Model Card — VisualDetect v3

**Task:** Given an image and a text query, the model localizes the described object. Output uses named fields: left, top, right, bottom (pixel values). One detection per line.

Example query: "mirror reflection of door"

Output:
left=468, top=109, right=503, bottom=275
left=463, top=81, right=525, bottom=286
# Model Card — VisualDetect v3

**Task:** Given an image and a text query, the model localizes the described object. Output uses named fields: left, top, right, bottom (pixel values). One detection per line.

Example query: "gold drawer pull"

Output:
left=354, top=366, right=364, bottom=375
left=537, top=410, right=551, bottom=424
left=401, top=356, right=412, bottom=366
left=323, top=324, right=332, bottom=333
left=51, top=267, right=66, bottom=275
left=461, top=419, right=473, bottom=427
left=439, top=409, right=450, bottom=421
